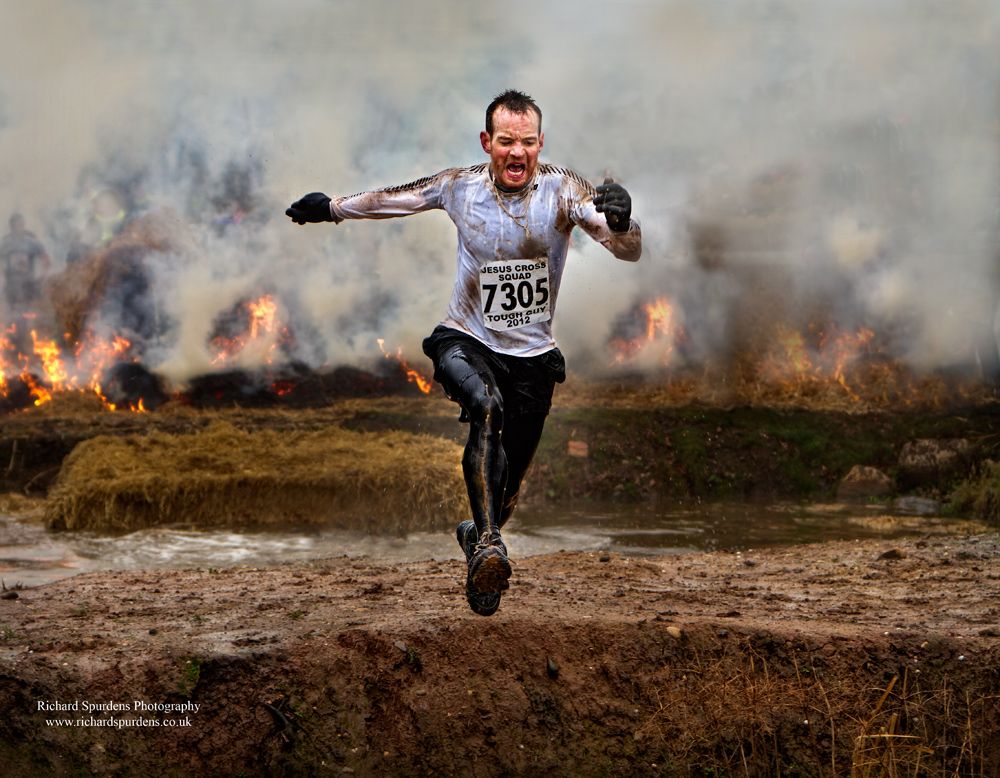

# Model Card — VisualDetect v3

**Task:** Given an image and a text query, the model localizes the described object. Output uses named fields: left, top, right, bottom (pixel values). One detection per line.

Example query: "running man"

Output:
left=287, top=90, right=641, bottom=615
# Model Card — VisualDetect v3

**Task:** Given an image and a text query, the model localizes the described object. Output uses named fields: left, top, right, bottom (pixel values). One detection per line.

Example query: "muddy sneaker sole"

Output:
left=457, top=521, right=509, bottom=615
left=469, top=547, right=512, bottom=594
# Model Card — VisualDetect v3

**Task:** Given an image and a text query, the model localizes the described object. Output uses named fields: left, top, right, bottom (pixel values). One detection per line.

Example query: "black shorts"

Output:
left=422, top=325, right=566, bottom=418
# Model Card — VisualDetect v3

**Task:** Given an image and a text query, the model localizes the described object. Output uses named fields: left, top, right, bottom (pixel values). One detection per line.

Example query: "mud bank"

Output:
left=3, top=533, right=1000, bottom=777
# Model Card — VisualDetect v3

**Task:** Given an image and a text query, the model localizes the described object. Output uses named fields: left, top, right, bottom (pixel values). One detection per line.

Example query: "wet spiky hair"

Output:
left=485, top=89, right=542, bottom=136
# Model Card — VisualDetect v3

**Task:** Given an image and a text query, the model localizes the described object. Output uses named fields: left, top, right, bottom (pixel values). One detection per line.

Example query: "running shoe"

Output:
left=457, top=520, right=478, bottom=563
left=456, top=520, right=509, bottom=616
left=468, top=540, right=511, bottom=594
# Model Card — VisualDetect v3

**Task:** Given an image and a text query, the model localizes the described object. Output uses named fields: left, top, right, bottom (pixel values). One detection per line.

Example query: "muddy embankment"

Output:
left=3, top=536, right=1000, bottom=777
left=1, top=392, right=1000, bottom=776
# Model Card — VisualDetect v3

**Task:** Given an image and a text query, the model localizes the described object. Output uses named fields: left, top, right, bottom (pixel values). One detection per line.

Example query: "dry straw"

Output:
left=638, top=637, right=995, bottom=777
left=44, top=421, right=469, bottom=532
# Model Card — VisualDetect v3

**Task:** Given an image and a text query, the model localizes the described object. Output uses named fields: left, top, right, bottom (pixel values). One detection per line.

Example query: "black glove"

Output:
left=594, top=177, right=632, bottom=232
left=286, top=192, right=334, bottom=225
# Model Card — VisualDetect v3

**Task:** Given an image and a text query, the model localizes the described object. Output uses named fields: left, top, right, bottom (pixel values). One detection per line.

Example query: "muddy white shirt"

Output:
left=329, top=162, right=642, bottom=357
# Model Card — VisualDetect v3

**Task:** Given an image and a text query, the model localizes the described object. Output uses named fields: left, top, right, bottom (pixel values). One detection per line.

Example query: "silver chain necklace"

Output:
left=491, top=179, right=535, bottom=240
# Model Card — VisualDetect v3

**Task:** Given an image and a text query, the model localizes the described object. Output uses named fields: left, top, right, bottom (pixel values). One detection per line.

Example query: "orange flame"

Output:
left=272, top=380, right=295, bottom=396
left=211, top=294, right=282, bottom=366
left=0, top=318, right=150, bottom=411
left=609, top=296, right=684, bottom=366
left=760, top=324, right=876, bottom=399
left=25, top=374, right=51, bottom=406
left=31, top=331, right=69, bottom=391
left=376, top=338, right=433, bottom=393
left=73, top=332, right=139, bottom=405
left=247, top=296, right=278, bottom=339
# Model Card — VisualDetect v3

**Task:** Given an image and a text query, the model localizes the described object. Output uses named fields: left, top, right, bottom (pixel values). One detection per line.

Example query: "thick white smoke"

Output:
left=1, top=0, right=998, bottom=386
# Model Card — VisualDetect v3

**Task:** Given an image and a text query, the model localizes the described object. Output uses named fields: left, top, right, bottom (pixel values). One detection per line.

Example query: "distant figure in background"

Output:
left=1, top=213, right=51, bottom=309
left=67, top=184, right=127, bottom=260
left=286, top=89, right=641, bottom=616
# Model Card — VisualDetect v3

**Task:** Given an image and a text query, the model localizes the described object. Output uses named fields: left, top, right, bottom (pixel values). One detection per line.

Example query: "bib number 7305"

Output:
left=480, top=258, right=551, bottom=331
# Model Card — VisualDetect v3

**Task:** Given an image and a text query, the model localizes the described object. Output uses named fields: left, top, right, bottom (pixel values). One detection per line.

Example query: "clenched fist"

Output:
left=286, top=192, right=334, bottom=225
left=594, top=177, right=632, bottom=232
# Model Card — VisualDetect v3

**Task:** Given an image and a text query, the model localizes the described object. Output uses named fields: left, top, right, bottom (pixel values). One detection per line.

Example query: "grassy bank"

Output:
left=528, top=404, right=1000, bottom=508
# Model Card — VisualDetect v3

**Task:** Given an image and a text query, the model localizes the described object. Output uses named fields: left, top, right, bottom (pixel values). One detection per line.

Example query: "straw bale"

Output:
left=44, top=421, right=469, bottom=532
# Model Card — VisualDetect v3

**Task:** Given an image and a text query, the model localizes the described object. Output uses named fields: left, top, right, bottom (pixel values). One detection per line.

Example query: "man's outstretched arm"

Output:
left=286, top=172, right=448, bottom=226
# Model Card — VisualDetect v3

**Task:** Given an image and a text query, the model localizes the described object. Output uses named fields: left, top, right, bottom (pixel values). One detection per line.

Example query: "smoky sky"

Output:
left=1, top=0, right=998, bottom=385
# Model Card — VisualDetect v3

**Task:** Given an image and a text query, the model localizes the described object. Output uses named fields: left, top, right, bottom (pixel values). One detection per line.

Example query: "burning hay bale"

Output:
left=44, top=421, right=469, bottom=532
left=48, top=209, right=200, bottom=347
left=101, top=362, right=171, bottom=411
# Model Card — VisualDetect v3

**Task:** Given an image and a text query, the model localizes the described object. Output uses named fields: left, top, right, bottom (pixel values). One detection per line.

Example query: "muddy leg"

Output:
left=497, top=412, right=546, bottom=530
left=456, top=372, right=508, bottom=540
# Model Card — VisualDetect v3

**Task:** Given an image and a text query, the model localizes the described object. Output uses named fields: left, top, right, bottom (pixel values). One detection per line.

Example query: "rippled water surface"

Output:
left=0, top=499, right=986, bottom=587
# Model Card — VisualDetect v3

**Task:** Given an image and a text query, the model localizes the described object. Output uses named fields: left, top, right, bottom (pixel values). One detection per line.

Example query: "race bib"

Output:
left=480, top=258, right=551, bottom=331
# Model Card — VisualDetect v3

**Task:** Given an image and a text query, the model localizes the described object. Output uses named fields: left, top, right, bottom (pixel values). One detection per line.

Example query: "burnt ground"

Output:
left=0, top=392, right=999, bottom=776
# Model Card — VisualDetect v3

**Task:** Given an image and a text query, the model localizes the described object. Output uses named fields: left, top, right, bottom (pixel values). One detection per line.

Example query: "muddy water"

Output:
left=0, top=499, right=985, bottom=588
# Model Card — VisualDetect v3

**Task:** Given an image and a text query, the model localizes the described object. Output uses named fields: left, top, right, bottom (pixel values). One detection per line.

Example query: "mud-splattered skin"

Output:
left=330, top=162, right=641, bottom=357
left=480, top=106, right=543, bottom=190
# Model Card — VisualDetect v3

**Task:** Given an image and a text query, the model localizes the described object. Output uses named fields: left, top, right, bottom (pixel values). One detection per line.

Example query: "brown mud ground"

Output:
left=0, top=390, right=999, bottom=776
left=3, top=535, right=1000, bottom=777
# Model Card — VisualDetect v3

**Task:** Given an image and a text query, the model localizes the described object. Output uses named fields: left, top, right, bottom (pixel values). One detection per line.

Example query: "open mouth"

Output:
left=506, top=163, right=526, bottom=179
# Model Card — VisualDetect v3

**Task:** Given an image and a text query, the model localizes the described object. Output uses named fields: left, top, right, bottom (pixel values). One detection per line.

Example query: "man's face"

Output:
left=480, top=107, right=544, bottom=190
